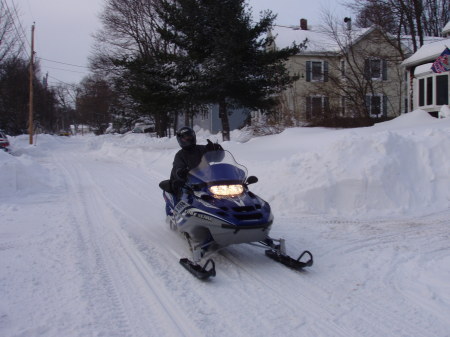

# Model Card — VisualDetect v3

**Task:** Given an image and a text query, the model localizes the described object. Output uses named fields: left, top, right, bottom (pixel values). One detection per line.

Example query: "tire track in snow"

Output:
left=56, top=159, right=134, bottom=337
left=64, top=151, right=294, bottom=337
left=68, top=156, right=245, bottom=337
left=278, top=215, right=450, bottom=337
left=217, top=248, right=359, bottom=337
left=78, top=152, right=430, bottom=337
left=54, top=154, right=204, bottom=337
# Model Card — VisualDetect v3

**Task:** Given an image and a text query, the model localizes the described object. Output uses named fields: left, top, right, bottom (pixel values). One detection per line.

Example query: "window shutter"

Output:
left=364, top=59, right=370, bottom=80
left=306, top=96, right=312, bottom=119
left=324, top=96, right=329, bottom=114
left=382, top=59, right=388, bottom=80
left=341, top=96, right=346, bottom=116
left=383, top=95, right=388, bottom=117
left=306, top=61, right=311, bottom=82
left=365, top=95, right=371, bottom=114
left=324, top=61, right=329, bottom=82
left=341, top=60, right=345, bottom=77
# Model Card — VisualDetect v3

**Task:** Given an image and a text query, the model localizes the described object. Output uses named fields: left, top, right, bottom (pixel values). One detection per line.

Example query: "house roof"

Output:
left=272, top=24, right=444, bottom=60
left=271, top=25, right=373, bottom=54
left=402, top=38, right=450, bottom=67
left=414, top=63, right=433, bottom=76
left=443, top=21, right=450, bottom=35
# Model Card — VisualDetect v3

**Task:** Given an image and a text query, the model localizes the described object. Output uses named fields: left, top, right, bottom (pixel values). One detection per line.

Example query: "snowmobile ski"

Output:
left=265, top=249, right=313, bottom=270
left=179, top=258, right=216, bottom=280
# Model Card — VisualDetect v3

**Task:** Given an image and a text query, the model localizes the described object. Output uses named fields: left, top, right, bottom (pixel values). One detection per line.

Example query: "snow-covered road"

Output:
left=2, top=114, right=450, bottom=337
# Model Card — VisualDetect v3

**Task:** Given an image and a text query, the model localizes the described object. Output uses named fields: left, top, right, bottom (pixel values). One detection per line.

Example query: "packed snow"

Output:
left=1, top=109, right=450, bottom=337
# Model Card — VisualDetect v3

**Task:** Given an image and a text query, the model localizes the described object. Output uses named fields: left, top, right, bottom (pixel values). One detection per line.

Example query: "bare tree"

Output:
left=311, top=12, right=406, bottom=122
left=91, top=0, right=169, bottom=74
left=347, top=0, right=449, bottom=52
left=0, top=0, right=24, bottom=63
left=91, top=0, right=183, bottom=137
left=53, top=83, right=77, bottom=131
left=76, top=75, right=115, bottom=134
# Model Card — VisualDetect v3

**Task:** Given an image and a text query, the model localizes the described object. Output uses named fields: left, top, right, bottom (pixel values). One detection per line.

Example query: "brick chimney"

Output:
left=300, top=18, right=308, bottom=30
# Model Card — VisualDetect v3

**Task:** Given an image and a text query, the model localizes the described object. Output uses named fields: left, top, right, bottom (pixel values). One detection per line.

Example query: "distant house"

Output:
left=270, top=19, right=427, bottom=123
left=401, top=22, right=450, bottom=116
left=270, top=20, right=412, bottom=122
left=176, top=105, right=250, bottom=134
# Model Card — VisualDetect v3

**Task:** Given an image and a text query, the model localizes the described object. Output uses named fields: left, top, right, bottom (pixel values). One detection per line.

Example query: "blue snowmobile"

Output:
left=159, top=150, right=313, bottom=280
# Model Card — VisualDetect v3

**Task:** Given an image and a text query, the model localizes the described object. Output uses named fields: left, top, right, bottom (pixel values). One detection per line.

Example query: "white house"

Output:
left=271, top=20, right=412, bottom=121
left=401, top=22, right=450, bottom=115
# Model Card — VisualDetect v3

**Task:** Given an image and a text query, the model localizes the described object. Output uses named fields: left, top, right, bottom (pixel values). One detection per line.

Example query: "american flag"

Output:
left=431, top=47, right=450, bottom=73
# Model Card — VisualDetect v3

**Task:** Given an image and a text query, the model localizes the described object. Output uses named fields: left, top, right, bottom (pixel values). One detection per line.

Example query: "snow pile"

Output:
left=95, top=110, right=450, bottom=219
left=3, top=109, right=450, bottom=219
left=0, top=135, right=63, bottom=198
left=0, top=151, right=56, bottom=197
left=256, top=126, right=450, bottom=218
left=246, top=111, right=450, bottom=219
left=438, top=104, right=450, bottom=118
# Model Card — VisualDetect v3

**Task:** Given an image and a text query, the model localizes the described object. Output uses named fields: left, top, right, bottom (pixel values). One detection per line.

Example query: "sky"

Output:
left=16, top=0, right=349, bottom=85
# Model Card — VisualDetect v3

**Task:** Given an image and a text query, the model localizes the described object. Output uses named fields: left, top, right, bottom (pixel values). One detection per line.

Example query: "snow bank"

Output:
left=3, top=109, right=450, bottom=219
left=0, top=151, right=57, bottom=197
left=248, top=111, right=450, bottom=219
left=0, top=135, right=63, bottom=198
left=438, top=105, right=450, bottom=119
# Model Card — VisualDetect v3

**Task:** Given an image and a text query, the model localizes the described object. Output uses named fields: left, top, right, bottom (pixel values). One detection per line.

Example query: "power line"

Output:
left=47, top=74, right=78, bottom=86
left=1, top=0, right=31, bottom=53
left=42, top=65, right=89, bottom=74
left=9, top=0, right=32, bottom=47
left=37, top=56, right=90, bottom=69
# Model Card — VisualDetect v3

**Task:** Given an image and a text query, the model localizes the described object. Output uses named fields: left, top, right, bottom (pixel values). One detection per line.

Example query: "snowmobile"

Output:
left=159, top=150, right=313, bottom=280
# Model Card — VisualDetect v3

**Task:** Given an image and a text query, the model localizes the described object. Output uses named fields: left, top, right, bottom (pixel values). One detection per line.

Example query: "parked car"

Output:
left=131, top=124, right=155, bottom=133
left=0, top=130, right=10, bottom=152
left=59, top=130, right=71, bottom=136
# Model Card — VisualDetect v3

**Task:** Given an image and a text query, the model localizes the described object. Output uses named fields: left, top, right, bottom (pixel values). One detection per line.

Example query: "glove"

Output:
left=172, top=179, right=185, bottom=192
left=176, top=167, right=189, bottom=179
left=206, top=139, right=223, bottom=151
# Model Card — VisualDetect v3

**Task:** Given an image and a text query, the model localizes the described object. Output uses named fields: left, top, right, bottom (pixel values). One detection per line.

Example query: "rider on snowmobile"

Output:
left=170, top=126, right=223, bottom=197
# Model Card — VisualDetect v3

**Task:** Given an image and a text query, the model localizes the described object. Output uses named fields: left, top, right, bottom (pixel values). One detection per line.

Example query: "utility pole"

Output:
left=28, top=23, right=35, bottom=145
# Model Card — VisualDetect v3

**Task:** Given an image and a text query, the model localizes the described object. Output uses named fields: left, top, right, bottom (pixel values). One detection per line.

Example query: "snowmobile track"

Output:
left=55, top=154, right=204, bottom=337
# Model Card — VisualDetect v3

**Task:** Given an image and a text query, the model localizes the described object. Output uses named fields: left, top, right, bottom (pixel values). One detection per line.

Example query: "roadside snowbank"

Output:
left=3, top=109, right=450, bottom=219
left=0, top=146, right=60, bottom=197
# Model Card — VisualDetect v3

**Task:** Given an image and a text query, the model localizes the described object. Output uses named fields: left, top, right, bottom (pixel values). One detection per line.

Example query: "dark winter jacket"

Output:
left=170, top=145, right=207, bottom=194
left=170, top=140, right=223, bottom=195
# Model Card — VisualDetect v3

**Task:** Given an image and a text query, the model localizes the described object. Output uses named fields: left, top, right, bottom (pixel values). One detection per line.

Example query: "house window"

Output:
left=364, top=58, right=387, bottom=80
left=418, top=76, right=440, bottom=107
left=306, top=95, right=329, bottom=119
left=427, top=77, right=433, bottom=105
left=419, top=78, right=425, bottom=106
left=436, top=75, right=449, bottom=105
left=311, top=96, right=323, bottom=114
left=365, top=94, right=387, bottom=117
left=312, top=62, right=323, bottom=81
left=306, top=61, right=329, bottom=82
left=371, top=59, right=381, bottom=78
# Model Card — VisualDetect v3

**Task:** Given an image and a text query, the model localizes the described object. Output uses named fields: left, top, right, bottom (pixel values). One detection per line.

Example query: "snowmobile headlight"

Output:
left=209, top=184, right=244, bottom=197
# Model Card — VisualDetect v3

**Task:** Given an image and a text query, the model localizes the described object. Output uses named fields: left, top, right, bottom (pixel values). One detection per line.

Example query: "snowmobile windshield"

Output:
left=188, top=150, right=248, bottom=186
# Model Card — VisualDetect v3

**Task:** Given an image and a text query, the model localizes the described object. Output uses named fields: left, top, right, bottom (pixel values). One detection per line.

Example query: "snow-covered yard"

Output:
left=1, top=110, right=450, bottom=337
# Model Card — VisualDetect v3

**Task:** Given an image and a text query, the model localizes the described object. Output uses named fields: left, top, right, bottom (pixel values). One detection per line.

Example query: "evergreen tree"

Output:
left=0, top=58, right=59, bottom=135
left=157, top=0, right=303, bottom=140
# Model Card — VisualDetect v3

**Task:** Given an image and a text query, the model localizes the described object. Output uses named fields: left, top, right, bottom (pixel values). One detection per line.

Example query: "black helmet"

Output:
left=176, top=126, right=196, bottom=149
